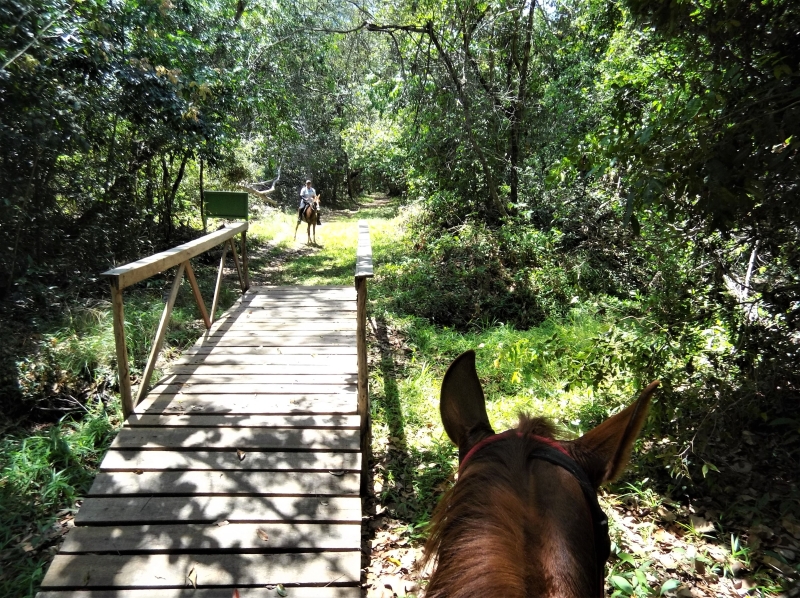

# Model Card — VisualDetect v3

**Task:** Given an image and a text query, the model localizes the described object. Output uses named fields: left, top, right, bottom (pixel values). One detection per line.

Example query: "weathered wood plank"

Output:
left=247, top=285, right=353, bottom=297
left=182, top=346, right=357, bottom=356
left=192, top=335, right=356, bottom=348
left=248, top=286, right=355, bottom=294
left=110, top=427, right=360, bottom=451
left=135, top=393, right=358, bottom=415
left=125, top=414, right=360, bottom=429
left=100, top=450, right=361, bottom=472
left=166, top=364, right=357, bottom=375
left=88, top=470, right=360, bottom=497
left=172, top=355, right=357, bottom=367
left=38, top=589, right=360, bottom=598
left=40, top=551, right=360, bottom=589
left=148, top=384, right=356, bottom=395
left=200, top=330, right=356, bottom=347
left=208, top=321, right=357, bottom=331
left=74, top=496, right=362, bottom=525
left=157, top=374, right=357, bottom=386
left=59, top=522, right=362, bottom=553
left=222, top=306, right=357, bottom=315
left=237, top=295, right=356, bottom=309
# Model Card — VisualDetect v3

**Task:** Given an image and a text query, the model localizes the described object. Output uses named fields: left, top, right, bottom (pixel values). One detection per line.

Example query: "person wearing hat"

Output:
left=299, top=179, right=321, bottom=225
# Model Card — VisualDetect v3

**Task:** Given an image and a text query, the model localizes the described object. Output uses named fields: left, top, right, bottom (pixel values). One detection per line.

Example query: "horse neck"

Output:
left=423, top=449, right=599, bottom=598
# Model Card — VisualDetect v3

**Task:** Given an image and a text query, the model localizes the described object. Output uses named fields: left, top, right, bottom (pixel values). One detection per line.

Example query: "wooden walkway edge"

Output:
left=38, top=286, right=366, bottom=598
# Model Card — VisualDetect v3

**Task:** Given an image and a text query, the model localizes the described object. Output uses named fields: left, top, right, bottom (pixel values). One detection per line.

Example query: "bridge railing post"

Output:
left=101, top=222, right=249, bottom=420
left=355, top=220, right=374, bottom=494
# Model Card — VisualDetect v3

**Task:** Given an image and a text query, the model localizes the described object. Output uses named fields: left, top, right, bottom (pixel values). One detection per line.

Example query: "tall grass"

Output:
left=0, top=402, right=120, bottom=596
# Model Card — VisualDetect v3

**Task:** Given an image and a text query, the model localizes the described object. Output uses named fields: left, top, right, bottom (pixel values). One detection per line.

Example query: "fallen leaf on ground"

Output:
left=689, top=515, right=715, bottom=533
left=186, top=566, right=197, bottom=589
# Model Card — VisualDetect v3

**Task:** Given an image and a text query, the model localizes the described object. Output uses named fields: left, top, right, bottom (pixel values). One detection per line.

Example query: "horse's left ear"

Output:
left=569, top=381, right=659, bottom=487
left=440, top=350, right=495, bottom=461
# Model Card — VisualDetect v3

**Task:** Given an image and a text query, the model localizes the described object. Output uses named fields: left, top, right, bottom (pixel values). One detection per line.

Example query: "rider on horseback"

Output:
left=299, top=180, right=321, bottom=225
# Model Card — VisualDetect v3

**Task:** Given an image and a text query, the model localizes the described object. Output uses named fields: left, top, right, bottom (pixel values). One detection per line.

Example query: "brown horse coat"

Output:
left=422, top=350, right=659, bottom=598
left=294, top=193, right=320, bottom=244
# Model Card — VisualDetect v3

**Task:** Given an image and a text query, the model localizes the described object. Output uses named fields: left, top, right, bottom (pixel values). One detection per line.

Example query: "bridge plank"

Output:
left=59, top=522, right=361, bottom=553
left=109, top=427, right=360, bottom=451
left=160, top=370, right=358, bottom=386
left=124, top=414, right=360, bottom=428
left=39, top=588, right=360, bottom=598
left=74, top=496, right=362, bottom=525
left=166, top=364, right=357, bottom=375
left=40, top=551, right=360, bottom=589
left=136, top=393, right=358, bottom=415
left=172, top=355, right=357, bottom=367
left=145, top=383, right=357, bottom=395
left=182, top=345, right=357, bottom=355
left=88, top=470, right=359, bottom=497
left=100, top=450, right=361, bottom=472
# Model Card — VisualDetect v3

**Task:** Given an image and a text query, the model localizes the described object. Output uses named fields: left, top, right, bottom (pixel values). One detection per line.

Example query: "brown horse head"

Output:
left=423, top=350, right=659, bottom=598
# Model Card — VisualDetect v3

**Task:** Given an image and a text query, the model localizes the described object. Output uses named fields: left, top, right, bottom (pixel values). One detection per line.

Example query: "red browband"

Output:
left=459, top=429, right=570, bottom=474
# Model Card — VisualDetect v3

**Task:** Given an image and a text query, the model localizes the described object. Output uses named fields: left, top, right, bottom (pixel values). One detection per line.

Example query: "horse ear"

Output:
left=440, top=350, right=495, bottom=459
left=570, top=381, right=659, bottom=487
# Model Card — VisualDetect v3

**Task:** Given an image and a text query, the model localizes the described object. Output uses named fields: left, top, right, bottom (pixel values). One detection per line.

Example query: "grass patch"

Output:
left=363, top=201, right=799, bottom=597
left=0, top=402, right=121, bottom=596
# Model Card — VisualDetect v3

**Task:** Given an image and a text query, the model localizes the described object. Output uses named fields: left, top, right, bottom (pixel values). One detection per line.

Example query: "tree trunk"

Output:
left=509, top=1, right=536, bottom=206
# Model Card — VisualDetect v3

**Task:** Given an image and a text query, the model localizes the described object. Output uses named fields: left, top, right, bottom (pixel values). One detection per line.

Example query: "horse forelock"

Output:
left=423, top=415, right=597, bottom=598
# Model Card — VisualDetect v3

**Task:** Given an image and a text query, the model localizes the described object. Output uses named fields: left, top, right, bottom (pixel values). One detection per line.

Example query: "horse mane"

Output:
left=421, top=414, right=593, bottom=598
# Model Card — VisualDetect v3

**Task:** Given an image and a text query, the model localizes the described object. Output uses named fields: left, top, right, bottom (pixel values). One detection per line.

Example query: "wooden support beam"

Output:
left=228, top=237, right=245, bottom=292
left=135, top=263, right=186, bottom=405
left=242, top=230, right=250, bottom=290
left=183, top=260, right=211, bottom=329
left=209, top=243, right=228, bottom=324
left=111, top=284, right=133, bottom=419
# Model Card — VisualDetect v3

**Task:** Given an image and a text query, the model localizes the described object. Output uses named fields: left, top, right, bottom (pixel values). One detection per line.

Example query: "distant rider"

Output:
left=299, top=180, right=321, bottom=225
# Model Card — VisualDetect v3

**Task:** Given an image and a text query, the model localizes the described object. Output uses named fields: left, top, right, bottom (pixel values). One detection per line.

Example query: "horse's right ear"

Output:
left=440, top=350, right=495, bottom=461
left=569, top=380, right=659, bottom=487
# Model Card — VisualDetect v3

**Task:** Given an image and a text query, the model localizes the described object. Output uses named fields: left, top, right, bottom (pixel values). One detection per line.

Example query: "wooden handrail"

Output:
left=101, top=222, right=249, bottom=419
left=355, top=220, right=374, bottom=494
left=102, top=222, right=248, bottom=290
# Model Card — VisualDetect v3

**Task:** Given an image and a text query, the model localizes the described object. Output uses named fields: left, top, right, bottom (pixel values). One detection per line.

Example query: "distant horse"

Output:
left=422, top=350, right=659, bottom=598
left=294, top=193, right=321, bottom=245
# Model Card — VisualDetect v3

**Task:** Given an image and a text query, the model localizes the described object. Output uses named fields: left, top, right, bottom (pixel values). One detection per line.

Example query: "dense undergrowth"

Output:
left=365, top=197, right=800, bottom=597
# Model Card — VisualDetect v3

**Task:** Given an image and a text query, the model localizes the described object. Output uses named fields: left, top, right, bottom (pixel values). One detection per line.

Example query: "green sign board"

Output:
left=204, top=191, right=249, bottom=220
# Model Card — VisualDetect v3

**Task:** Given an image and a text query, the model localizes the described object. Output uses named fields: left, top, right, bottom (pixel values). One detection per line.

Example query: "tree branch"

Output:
left=2, top=2, right=77, bottom=71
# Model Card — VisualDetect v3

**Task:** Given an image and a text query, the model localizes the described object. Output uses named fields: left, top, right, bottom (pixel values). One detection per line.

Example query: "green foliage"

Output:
left=0, top=403, right=121, bottom=597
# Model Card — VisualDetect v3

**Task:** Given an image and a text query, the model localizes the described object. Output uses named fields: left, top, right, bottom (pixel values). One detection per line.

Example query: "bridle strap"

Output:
left=458, top=430, right=610, bottom=596
left=459, top=430, right=568, bottom=473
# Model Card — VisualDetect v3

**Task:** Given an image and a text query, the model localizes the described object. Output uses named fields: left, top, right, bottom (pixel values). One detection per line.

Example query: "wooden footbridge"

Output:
left=38, top=221, right=374, bottom=598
